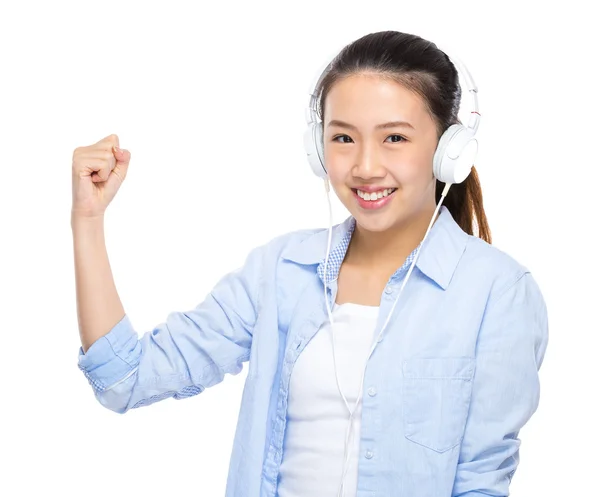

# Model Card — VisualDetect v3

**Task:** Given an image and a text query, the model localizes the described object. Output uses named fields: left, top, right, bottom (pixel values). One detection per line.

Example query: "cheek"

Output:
left=387, top=161, right=431, bottom=186
left=323, top=151, right=348, bottom=183
left=326, top=164, right=344, bottom=183
left=391, top=147, right=435, bottom=180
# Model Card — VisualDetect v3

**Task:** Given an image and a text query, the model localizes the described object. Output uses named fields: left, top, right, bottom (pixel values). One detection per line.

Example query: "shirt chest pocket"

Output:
left=402, top=357, right=475, bottom=453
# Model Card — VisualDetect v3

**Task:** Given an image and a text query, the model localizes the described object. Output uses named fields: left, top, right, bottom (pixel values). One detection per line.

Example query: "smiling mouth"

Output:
left=352, top=187, right=398, bottom=201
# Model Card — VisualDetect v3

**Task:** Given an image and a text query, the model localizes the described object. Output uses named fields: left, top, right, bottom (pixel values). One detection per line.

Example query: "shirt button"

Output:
left=368, top=387, right=377, bottom=396
left=384, top=285, right=393, bottom=294
left=365, top=450, right=374, bottom=459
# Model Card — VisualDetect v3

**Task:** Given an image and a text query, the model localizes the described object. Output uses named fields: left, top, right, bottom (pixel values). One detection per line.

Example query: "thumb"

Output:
left=103, top=146, right=131, bottom=196
left=113, top=145, right=131, bottom=167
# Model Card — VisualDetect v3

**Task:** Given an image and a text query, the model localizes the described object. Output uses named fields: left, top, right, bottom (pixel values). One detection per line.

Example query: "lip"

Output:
left=352, top=187, right=397, bottom=210
left=352, top=185, right=397, bottom=193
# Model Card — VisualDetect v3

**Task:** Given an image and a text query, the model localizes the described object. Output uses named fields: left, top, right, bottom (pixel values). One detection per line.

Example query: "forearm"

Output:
left=71, top=213, right=125, bottom=353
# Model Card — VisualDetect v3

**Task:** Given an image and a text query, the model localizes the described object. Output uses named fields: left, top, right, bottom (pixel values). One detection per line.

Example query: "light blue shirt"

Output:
left=78, top=205, right=549, bottom=497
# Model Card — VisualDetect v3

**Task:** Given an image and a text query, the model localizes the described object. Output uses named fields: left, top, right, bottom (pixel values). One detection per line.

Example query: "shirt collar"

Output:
left=280, top=206, right=469, bottom=290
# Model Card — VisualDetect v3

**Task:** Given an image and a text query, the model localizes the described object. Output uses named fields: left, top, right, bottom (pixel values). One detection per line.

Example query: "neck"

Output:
left=346, top=206, right=442, bottom=270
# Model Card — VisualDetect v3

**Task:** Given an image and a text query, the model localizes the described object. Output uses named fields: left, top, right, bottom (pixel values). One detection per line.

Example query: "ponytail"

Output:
left=436, top=166, right=491, bottom=243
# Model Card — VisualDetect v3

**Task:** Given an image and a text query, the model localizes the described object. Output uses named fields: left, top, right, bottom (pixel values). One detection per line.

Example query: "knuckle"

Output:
left=96, top=134, right=119, bottom=150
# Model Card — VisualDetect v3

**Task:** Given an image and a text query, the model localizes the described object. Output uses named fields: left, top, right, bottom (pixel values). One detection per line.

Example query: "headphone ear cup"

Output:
left=432, top=124, right=478, bottom=184
left=303, top=122, right=327, bottom=178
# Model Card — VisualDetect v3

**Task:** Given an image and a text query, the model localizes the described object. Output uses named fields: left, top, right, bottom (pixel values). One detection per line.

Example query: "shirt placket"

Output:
left=262, top=278, right=339, bottom=495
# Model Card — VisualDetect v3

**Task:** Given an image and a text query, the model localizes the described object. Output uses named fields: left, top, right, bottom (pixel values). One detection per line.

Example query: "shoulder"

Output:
left=463, top=235, right=549, bottom=366
left=244, top=225, right=328, bottom=268
left=267, top=226, right=326, bottom=250
left=249, top=215, right=354, bottom=268
left=461, top=233, right=543, bottom=301
left=464, top=234, right=528, bottom=276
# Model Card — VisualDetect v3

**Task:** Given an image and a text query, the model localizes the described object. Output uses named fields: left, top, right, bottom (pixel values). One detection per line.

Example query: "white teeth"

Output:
left=357, top=188, right=396, bottom=201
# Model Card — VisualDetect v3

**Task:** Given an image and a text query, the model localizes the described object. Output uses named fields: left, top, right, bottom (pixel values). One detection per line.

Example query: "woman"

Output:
left=72, top=30, right=549, bottom=497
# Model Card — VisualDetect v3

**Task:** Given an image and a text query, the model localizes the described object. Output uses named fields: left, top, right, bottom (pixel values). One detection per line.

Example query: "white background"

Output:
left=1, top=0, right=597, bottom=495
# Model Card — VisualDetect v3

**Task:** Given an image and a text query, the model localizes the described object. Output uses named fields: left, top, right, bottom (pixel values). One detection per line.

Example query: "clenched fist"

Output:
left=71, top=134, right=131, bottom=218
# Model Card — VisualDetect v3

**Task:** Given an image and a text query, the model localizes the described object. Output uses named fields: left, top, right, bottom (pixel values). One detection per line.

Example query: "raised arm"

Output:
left=71, top=134, right=262, bottom=413
left=76, top=243, right=263, bottom=413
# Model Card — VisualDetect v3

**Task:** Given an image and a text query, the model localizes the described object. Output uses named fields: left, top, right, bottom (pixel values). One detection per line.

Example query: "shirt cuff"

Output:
left=77, top=314, right=140, bottom=393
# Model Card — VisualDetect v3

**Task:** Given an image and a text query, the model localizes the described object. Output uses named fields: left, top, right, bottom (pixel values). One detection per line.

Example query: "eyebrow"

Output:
left=326, top=119, right=415, bottom=131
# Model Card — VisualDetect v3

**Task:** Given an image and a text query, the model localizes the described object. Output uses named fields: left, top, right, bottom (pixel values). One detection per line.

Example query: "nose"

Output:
left=352, top=141, right=386, bottom=180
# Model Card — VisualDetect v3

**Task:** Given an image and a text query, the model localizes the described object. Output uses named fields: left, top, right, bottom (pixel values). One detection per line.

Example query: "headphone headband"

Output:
left=305, top=47, right=480, bottom=134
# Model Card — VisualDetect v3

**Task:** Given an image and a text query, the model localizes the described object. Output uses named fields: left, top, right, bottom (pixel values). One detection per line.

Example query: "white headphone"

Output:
left=301, top=45, right=482, bottom=497
left=303, top=48, right=481, bottom=185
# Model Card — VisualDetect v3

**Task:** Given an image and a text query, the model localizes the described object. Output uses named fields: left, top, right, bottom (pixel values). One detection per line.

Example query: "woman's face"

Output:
left=322, top=73, right=441, bottom=232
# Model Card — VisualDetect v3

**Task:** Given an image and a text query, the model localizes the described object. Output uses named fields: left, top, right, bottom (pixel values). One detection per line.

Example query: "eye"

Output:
left=385, top=134, right=407, bottom=143
left=331, top=134, right=407, bottom=143
left=332, top=134, right=353, bottom=143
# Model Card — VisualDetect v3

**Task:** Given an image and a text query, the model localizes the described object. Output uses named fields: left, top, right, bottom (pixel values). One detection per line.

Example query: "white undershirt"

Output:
left=277, top=302, right=380, bottom=497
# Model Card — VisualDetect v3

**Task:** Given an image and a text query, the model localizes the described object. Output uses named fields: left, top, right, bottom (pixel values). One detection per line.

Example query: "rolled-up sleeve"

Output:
left=77, top=244, right=264, bottom=414
left=452, top=271, right=549, bottom=496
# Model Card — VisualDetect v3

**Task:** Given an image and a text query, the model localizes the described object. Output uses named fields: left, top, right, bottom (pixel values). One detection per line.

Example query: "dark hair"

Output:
left=315, top=30, right=491, bottom=244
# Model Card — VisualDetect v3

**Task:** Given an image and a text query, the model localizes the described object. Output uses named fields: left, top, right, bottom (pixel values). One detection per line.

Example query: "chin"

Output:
left=339, top=188, right=417, bottom=233
left=351, top=211, right=404, bottom=233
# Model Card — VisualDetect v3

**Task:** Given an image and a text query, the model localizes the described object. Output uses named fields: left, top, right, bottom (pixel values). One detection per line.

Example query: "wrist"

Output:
left=71, top=210, right=105, bottom=230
